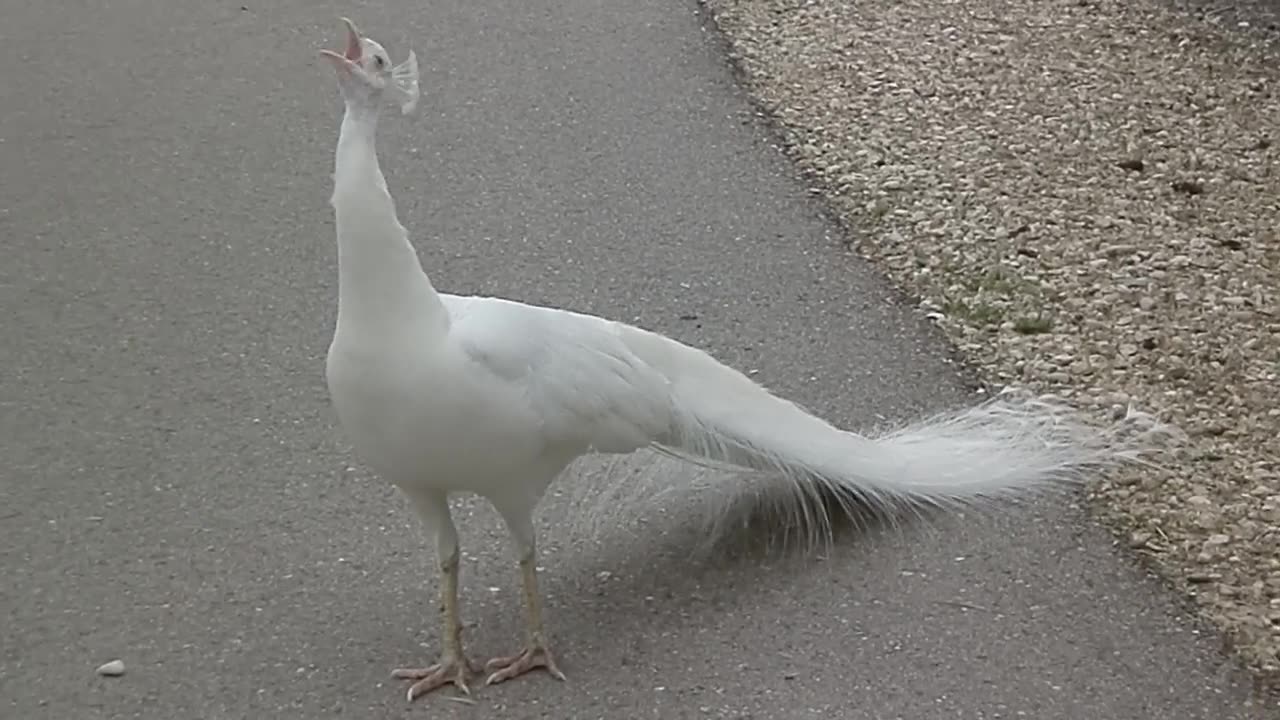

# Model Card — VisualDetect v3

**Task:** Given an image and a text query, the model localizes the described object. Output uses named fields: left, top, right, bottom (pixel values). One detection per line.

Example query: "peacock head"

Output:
left=320, top=17, right=419, bottom=116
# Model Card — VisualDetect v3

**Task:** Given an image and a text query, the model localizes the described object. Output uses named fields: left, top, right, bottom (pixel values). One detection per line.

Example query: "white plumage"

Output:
left=317, top=19, right=1178, bottom=703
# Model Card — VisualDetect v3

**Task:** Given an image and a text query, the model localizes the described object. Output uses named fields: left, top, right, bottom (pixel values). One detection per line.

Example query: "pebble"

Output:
left=96, top=660, right=125, bottom=677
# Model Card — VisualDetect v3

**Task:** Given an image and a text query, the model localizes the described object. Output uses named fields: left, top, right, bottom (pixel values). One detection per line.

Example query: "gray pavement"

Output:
left=0, top=0, right=1271, bottom=718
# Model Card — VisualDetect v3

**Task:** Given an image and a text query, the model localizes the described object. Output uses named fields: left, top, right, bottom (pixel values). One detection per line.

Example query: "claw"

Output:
left=484, top=645, right=566, bottom=686
left=392, top=658, right=475, bottom=701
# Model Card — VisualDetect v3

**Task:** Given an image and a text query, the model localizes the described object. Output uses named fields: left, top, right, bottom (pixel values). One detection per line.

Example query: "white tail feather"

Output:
left=600, top=324, right=1182, bottom=553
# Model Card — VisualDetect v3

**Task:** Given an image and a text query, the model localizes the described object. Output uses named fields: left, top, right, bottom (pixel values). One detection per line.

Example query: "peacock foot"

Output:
left=392, top=655, right=479, bottom=701
left=484, top=644, right=567, bottom=686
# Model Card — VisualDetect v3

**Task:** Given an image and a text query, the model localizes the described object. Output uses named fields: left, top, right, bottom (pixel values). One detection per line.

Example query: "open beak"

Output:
left=320, top=17, right=362, bottom=65
left=340, top=17, right=362, bottom=62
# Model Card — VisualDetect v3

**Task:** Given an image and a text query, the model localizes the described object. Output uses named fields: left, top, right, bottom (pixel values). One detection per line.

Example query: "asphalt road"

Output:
left=0, top=0, right=1271, bottom=718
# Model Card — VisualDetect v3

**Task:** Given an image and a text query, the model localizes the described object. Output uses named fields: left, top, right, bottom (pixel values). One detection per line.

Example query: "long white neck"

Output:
left=330, top=104, right=447, bottom=341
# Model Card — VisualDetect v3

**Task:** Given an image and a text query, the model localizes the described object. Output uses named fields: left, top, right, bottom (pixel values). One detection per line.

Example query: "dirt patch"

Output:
left=699, top=0, right=1279, bottom=691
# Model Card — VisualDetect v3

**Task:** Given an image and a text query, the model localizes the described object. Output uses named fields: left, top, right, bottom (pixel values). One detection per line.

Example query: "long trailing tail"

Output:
left=612, top=323, right=1181, bottom=549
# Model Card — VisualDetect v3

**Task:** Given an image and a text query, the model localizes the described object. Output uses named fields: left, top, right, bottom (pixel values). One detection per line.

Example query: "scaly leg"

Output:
left=394, top=490, right=478, bottom=701
left=484, top=549, right=566, bottom=685
left=485, top=501, right=566, bottom=686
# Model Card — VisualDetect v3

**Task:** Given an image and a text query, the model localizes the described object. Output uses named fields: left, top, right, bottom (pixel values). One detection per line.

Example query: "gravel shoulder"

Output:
left=700, top=0, right=1280, bottom=687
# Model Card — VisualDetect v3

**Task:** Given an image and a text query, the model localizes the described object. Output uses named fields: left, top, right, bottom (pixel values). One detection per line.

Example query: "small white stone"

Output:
left=96, top=660, right=125, bottom=677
